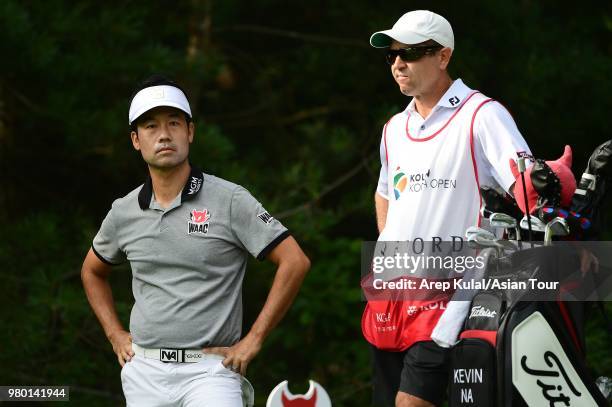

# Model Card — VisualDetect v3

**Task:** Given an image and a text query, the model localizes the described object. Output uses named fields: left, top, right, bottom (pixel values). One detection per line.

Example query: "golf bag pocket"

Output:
left=449, top=338, right=496, bottom=406
left=459, top=291, right=504, bottom=346
left=449, top=291, right=504, bottom=406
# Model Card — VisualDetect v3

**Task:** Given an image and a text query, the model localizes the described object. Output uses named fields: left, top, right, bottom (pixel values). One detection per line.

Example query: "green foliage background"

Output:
left=0, top=1, right=610, bottom=405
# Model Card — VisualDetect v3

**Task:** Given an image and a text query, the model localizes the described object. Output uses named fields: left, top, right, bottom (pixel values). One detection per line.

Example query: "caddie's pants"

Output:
left=121, top=353, right=243, bottom=406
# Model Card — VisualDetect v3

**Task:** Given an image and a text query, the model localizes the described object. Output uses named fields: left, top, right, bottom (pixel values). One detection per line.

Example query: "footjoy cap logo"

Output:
left=266, top=380, right=331, bottom=407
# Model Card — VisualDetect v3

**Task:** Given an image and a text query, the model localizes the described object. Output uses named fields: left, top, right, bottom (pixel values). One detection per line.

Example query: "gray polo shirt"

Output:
left=92, top=166, right=289, bottom=349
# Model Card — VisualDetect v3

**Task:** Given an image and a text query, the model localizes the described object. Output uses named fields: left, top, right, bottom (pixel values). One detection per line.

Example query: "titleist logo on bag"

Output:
left=511, top=312, right=600, bottom=405
left=469, top=305, right=497, bottom=319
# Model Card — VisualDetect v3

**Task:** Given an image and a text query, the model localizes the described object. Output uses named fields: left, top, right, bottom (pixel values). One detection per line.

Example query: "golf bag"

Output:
left=448, top=247, right=608, bottom=406
left=571, top=139, right=612, bottom=239
left=449, top=141, right=612, bottom=405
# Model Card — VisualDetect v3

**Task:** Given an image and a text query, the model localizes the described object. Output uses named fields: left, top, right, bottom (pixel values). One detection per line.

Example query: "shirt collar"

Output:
left=405, top=78, right=473, bottom=114
left=138, top=164, right=204, bottom=210
left=437, top=78, right=472, bottom=108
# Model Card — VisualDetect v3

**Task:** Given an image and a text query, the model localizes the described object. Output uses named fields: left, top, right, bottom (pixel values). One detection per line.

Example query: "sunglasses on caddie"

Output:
left=385, top=45, right=443, bottom=65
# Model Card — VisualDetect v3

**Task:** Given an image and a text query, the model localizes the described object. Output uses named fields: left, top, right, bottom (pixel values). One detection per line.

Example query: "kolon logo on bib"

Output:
left=266, top=380, right=331, bottom=407
left=188, top=208, right=211, bottom=235
left=393, top=166, right=456, bottom=197
left=393, top=166, right=409, bottom=200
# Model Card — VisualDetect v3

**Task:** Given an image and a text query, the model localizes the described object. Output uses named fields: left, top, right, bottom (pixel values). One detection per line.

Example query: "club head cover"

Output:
left=510, top=145, right=576, bottom=214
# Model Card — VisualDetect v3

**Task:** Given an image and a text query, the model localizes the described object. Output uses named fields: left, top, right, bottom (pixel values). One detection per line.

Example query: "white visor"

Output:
left=128, top=85, right=192, bottom=125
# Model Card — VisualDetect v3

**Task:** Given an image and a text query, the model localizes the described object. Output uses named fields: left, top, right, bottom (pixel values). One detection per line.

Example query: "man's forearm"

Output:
left=82, top=270, right=125, bottom=339
left=247, top=257, right=309, bottom=342
left=375, top=192, right=389, bottom=234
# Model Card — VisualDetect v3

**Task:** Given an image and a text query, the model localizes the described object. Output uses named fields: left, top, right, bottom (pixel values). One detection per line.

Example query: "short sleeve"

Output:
left=92, top=207, right=126, bottom=265
left=474, top=101, right=532, bottom=193
left=376, top=125, right=390, bottom=199
left=230, top=187, right=289, bottom=261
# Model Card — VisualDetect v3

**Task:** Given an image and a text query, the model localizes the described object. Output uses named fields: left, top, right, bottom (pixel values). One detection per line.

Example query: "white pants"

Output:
left=121, top=354, right=244, bottom=407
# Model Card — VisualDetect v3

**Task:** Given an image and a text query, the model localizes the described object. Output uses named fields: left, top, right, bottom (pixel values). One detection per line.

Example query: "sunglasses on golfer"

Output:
left=385, top=45, right=443, bottom=65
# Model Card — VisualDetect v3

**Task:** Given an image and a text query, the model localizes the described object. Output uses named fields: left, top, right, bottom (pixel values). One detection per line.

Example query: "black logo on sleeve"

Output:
left=257, top=211, right=274, bottom=225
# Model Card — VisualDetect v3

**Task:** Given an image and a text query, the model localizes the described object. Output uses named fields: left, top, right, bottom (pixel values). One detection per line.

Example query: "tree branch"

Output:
left=275, top=151, right=377, bottom=219
left=214, top=24, right=367, bottom=48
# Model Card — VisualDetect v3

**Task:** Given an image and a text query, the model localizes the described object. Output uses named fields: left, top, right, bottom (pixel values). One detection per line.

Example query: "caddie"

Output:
left=81, top=74, right=310, bottom=407
left=365, top=10, right=533, bottom=407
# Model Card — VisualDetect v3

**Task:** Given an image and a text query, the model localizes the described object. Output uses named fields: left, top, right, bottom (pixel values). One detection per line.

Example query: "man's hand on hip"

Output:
left=203, top=333, right=262, bottom=376
left=202, top=237, right=309, bottom=377
left=109, top=330, right=134, bottom=367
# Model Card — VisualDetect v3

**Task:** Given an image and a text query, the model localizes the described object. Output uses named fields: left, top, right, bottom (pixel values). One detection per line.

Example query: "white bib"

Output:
left=380, top=91, right=494, bottom=241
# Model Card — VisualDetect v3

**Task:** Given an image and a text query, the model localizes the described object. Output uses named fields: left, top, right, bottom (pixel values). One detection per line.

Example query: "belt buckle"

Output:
left=160, top=348, right=181, bottom=363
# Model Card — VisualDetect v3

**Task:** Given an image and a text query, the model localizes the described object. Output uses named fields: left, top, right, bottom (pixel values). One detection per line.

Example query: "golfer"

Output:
left=81, top=75, right=310, bottom=406
left=366, top=10, right=532, bottom=407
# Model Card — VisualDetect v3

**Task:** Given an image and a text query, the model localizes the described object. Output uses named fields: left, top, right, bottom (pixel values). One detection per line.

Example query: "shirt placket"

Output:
left=410, top=113, right=426, bottom=137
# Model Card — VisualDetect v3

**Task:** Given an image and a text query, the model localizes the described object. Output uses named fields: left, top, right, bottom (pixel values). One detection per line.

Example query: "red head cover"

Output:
left=510, top=145, right=576, bottom=214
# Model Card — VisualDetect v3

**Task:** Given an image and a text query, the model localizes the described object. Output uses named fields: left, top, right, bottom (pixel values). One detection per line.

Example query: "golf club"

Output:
left=520, top=215, right=547, bottom=233
left=489, top=212, right=522, bottom=249
left=518, top=157, right=534, bottom=245
left=466, top=226, right=496, bottom=241
left=544, top=216, right=570, bottom=246
left=466, top=227, right=505, bottom=259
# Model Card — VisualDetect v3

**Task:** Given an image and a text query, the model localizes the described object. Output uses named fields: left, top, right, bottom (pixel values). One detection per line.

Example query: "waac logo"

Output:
left=188, top=208, right=211, bottom=235
left=266, top=380, right=331, bottom=407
